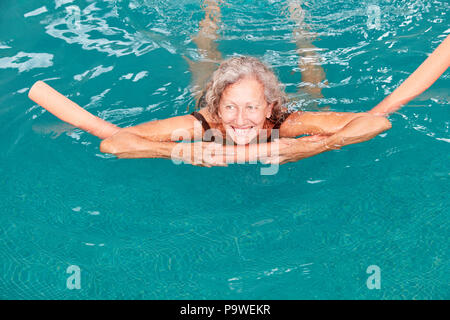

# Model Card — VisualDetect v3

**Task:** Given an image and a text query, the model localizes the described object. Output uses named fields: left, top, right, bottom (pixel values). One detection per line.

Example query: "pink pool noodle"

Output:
left=369, top=35, right=450, bottom=116
left=28, top=81, right=120, bottom=139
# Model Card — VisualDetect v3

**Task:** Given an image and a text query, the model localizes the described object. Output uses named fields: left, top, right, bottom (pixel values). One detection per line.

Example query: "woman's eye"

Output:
left=225, top=105, right=235, bottom=110
left=247, top=105, right=257, bottom=110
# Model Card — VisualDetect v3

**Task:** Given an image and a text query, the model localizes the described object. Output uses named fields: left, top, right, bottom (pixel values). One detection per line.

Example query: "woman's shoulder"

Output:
left=196, top=108, right=223, bottom=127
left=269, top=108, right=297, bottom=127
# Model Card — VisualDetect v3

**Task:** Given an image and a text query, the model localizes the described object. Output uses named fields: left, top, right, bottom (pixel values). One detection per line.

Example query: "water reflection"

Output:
left=0, top=52, right=53, bottom=73
left=44, top=3, right=159, bottom=57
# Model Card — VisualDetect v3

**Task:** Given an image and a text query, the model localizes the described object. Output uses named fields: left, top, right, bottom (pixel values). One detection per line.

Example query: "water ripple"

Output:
left=43, top=2, right=159, bottom=57
left=0, top=52, right=53, bottom=73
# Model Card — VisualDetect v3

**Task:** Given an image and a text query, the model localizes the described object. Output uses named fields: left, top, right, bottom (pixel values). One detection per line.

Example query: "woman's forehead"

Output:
left=221, top=77, right=266, bottom=103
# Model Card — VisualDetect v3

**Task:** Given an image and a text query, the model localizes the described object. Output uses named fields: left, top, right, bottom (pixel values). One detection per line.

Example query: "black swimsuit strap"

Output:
left=190, top=111, right=211, bottom=132
left=266, top=112, right=290, bottom=141
left=190, top=111, right=215, bottom=142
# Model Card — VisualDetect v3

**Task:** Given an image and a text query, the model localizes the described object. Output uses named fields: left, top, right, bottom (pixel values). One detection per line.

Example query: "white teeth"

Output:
left=234, top=128, right=252, bottom=136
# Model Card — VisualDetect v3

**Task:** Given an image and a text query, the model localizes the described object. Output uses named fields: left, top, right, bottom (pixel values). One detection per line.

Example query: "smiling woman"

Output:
left=27, top=28, right=450, bottom=166
left=28, top=54, right=393, bottom=167
left=25, top=1, right=450, bottom=167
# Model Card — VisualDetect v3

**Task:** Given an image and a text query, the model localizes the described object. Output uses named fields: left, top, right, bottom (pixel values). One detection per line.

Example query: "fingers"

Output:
left=192, top=161, right=227, bottom=167
left=189, top=142, right=237, bottom=167
left=272, top=138, right=297, bottom=150
left=190, top=155, right=228, bottom=167
left=203, top=143, right=235, bottom=156
left=260, top=156, right=283, bottom=165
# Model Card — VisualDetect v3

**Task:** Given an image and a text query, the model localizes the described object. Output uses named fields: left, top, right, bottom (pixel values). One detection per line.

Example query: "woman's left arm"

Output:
left=266, top=113, right=392, bottom=164
left=320, top=114, right=391, bottom=150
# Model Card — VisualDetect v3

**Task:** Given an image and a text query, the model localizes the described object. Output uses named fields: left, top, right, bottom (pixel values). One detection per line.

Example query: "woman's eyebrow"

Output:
left=222, top=100, right=262, bottom=106
left=222, top=99, right=237, bottom=105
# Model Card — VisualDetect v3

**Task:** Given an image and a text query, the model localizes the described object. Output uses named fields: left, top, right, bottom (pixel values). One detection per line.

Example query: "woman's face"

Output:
left=218, top=77, right=272, bottom=145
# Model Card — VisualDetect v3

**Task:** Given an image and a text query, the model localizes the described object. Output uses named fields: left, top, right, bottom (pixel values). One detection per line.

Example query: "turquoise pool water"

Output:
left=0, top=0, right=448, bottom=299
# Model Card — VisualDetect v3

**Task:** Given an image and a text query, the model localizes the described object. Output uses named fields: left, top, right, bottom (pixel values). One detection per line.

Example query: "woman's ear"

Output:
left=266, top=103, right=274, bottom=118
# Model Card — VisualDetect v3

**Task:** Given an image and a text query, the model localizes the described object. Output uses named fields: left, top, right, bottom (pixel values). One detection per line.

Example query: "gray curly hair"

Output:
left=200, top=56, right=288, bottom=123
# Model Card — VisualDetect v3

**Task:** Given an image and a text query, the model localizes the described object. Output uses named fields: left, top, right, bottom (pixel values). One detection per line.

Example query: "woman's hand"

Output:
left=179, top=141, right=235, bottom=167
left=260, top=135, right=330, bottom=165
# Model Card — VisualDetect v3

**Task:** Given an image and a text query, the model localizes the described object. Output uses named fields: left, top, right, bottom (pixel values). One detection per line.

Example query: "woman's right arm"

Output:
left=99, top=114, right=196, bottom=158
left=100, top=131, right=228, bottom=167
left=101, top=106, right=219, bottom=149
left=99, top=111, right=229, bottom=166
left=100, top=113, right=201, bottom=154
left=100, top=131, right=177, bottom=156
left=112, top=114, right=202, bottom=142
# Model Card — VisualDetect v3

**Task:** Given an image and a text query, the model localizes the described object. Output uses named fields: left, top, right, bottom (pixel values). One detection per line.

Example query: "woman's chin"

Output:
left=229, top=133, right=257, bottom=145
left=233, top=138, right=249, bottom=145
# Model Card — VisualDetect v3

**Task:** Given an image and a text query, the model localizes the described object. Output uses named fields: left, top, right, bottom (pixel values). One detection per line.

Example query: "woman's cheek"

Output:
left=221, top=115, right=233, bottom=125
left=250, top=114, right=266, bottom=128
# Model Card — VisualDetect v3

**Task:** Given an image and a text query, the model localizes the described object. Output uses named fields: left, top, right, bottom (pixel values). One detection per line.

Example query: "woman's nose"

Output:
left=236, top=109, right=247, bottom=125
